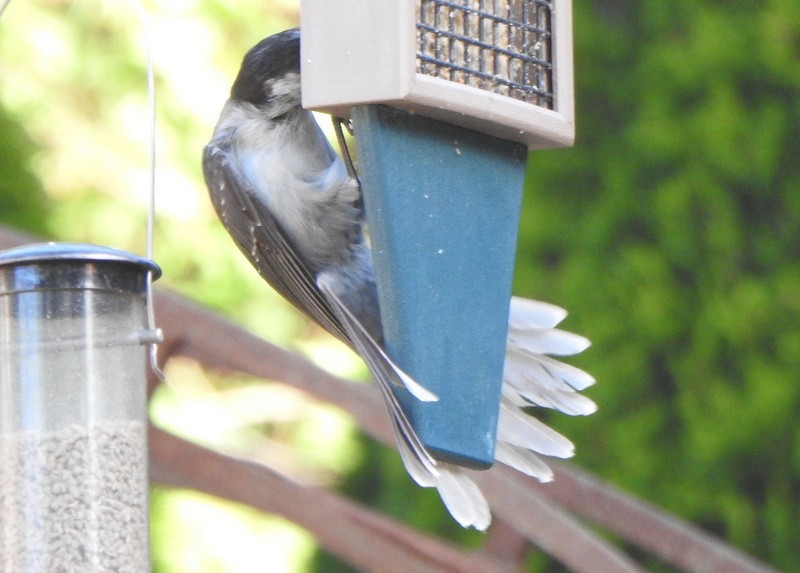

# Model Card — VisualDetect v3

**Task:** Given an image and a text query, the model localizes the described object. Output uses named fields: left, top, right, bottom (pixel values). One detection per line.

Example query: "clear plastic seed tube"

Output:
left=0, top=243, right=160, bottom=572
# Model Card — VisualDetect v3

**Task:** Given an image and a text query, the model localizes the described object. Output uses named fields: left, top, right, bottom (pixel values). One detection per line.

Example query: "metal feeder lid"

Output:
left=0, top=243, right=161, bottom=279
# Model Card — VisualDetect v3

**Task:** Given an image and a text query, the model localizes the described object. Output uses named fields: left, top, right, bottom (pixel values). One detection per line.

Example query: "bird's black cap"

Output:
left=231, top=28, right=300, bottom=106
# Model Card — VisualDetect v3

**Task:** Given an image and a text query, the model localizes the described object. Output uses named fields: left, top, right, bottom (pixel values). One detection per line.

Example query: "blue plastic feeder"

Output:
left=353, top=106, right=526, bottom=468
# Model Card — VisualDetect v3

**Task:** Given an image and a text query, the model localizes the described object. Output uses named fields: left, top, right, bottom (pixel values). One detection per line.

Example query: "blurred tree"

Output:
left=512, top=1, right=800, bottom=570
left=0, top=109, right=49, bottom=234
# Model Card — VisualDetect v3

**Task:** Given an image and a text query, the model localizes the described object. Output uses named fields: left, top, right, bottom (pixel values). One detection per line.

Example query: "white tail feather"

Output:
left=502, top=383, right=597, bottom=416
left=509, top=296, right=567, bottom=329
left=435, top=467, right=491, bottom=531
left=497, top=398, right=575, bottom=458
left=532, top=353, right=596, bottom=391
left=395, top=431, right=438, bottom=487
left=505, top=352, right=574, bottom=392
left=508, top=328, right=591, bottom=356
left=495, top=442, right=554, bottom=482
left=505, top=348, right=596, bottom=392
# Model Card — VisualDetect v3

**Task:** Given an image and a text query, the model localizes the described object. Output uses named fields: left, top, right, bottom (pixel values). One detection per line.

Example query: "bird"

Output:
left=202, top=27, right=596, bottom=530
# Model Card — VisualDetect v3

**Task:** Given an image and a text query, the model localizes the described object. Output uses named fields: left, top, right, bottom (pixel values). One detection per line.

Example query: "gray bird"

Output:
left=203, top=28, right=596, bottom=530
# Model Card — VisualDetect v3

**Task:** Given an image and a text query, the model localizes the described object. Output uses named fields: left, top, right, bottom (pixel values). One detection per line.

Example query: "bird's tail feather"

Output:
left=434, top=465, right=492, bottom=530
left=494, top=442, right=554, bottom=482
left=495, top=297, right=596, bottom=482
left=497, top=397, right=575, bottom=458
left=508, top=296, right=567, bottom=330
left=389, top=296, right=595, bottom=531
left=319, top=282, right=594, bottom=530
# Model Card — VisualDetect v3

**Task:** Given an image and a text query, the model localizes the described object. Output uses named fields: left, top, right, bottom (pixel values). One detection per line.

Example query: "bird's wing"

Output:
left=203, top=139, right=438, bottom=407
left=203, top=141, right=349, bottom=343
left=315, top=273, right=437, bottom=402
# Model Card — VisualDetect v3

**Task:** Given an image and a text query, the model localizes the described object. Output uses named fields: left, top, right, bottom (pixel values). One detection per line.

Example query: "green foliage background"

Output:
left=1, top=0, right=798, bottom=570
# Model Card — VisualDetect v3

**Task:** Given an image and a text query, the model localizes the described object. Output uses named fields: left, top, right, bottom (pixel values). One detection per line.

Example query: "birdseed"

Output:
left=0, top=420, right=149, bottom=572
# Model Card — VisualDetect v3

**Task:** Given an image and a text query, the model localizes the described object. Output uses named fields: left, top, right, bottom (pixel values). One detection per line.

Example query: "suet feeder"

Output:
left=301, top=0, right=575, bottom=468
left=0, top=243, right=160, bottom=571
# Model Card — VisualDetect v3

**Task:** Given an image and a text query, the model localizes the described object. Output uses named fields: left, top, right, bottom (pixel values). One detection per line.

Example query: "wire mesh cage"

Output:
left=416, top=0, right=553, bottom=108
left=301, top=0, right=573, bottom=149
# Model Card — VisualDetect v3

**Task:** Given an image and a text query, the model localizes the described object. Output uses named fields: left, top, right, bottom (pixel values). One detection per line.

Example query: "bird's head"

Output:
left=230, top=28, right=301, bottom=117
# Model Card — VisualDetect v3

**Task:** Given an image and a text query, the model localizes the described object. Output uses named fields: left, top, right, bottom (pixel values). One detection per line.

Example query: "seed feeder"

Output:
left=301, top=0, right=575, bottom=468
left=0, top=243, right=160, bottom=571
